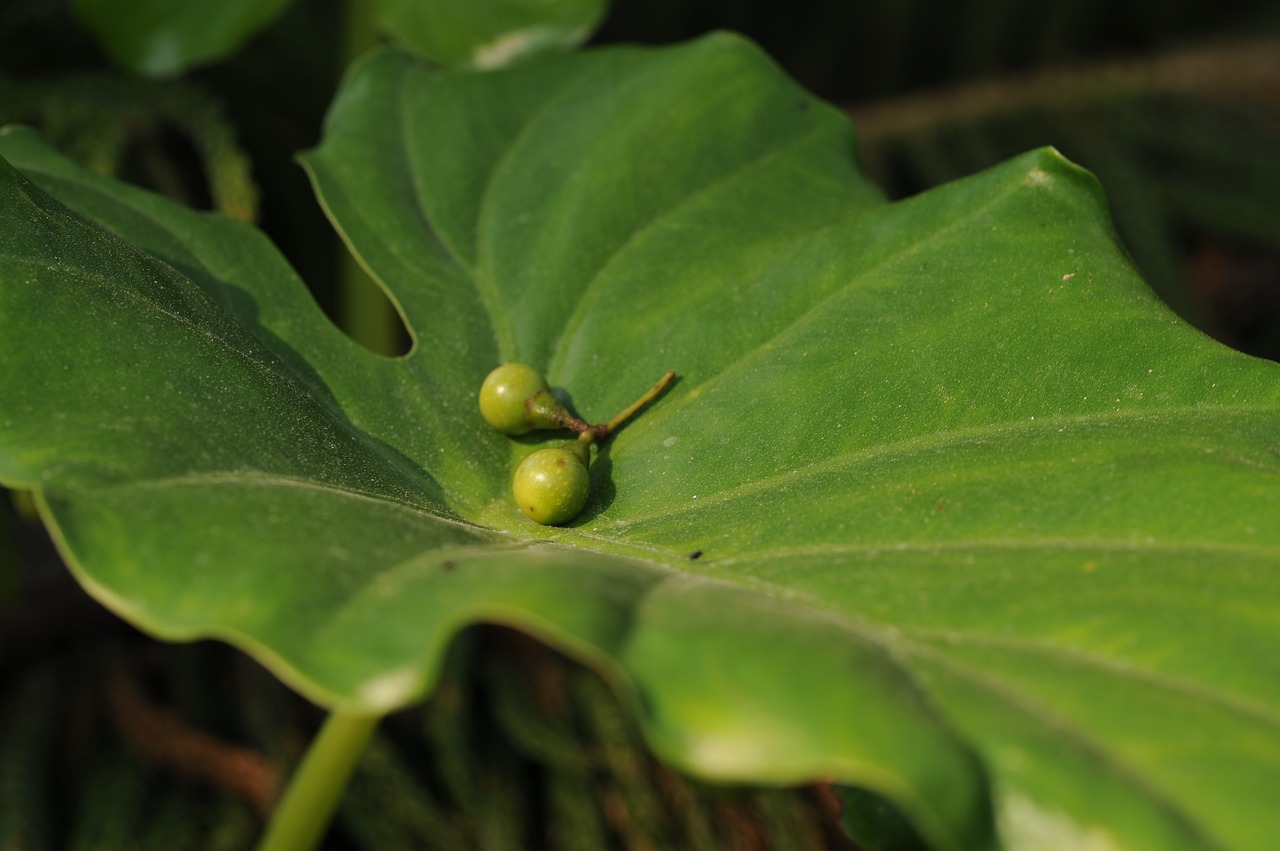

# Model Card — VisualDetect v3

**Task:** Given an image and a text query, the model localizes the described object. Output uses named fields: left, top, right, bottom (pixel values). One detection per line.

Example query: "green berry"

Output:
left=512, top=442, right=590, bottom=525
left=478, top=363, right=570, bottom=435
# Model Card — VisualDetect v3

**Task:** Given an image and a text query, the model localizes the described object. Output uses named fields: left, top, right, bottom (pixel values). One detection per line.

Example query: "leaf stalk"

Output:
left=255, top=710, right=381, bottom=851
left=584, top=369, right=676, bottom=443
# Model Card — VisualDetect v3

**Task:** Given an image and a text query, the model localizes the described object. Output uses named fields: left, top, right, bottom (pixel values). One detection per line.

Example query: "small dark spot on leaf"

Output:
left=689, top=550, right=703, bottom=560
left=442, top=560, right=457, bottom=572
left=798, top=99, right=810, bottom=112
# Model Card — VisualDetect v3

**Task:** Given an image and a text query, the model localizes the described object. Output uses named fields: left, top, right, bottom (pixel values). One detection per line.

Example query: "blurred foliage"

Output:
left=0, top=621, right=853, bottom=850
left=0, top=70, right=259, bottom=221
left=373, top=0, right=609, bottom=69
left=70, top=0, right=294, bottom=77
left=0, top=0, right=342, bottom=301
left=2, top=0, right=1279, bottom=847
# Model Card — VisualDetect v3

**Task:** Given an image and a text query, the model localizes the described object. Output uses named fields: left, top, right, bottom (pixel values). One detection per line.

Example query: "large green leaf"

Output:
left=2, top=33, right=1279, bottom=851
left=71, top=0, right=293, bottom=76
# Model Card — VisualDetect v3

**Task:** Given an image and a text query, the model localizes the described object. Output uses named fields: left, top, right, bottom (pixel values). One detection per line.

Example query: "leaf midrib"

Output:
left=469, top=51, right=617, bottom=361
left=391, top=61, right=476, bottom=283
left=612, top=161, right=1032, bottom=446
left=544, top=122, right=871, bottom=381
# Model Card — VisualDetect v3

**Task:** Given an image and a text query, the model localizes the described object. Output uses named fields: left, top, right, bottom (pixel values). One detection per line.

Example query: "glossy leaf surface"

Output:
left=3, top=34, right=1279, bottom=851
left=72, top=0, right=293, bottom=76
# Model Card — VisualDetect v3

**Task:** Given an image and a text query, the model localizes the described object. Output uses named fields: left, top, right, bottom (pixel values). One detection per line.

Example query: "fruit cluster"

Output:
left=479, top=363, right=675, bottom=525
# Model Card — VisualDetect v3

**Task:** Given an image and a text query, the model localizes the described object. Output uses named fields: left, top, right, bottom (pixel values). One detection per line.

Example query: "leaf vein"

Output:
left=905, top=629, right=1280, bottom=733
left=620, top=170, right=1033, bottom=440
left=617, top=404, right=1280, bottom=526
left=899, top=641, right=1236, bottom=849
left=547, top=123, right=862, bottom=379
left=77, top=470, right=475, bottom=527
left=713, top=534, right=1280, bottom=565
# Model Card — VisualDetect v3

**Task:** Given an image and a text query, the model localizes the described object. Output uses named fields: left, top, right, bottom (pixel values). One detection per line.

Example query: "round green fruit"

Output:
left=512, top=445, right=590, bottom=525
left=478, top=363, right=565, bottom=435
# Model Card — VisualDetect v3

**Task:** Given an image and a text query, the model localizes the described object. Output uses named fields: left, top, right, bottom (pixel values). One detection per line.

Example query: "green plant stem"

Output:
left=559, top=370, right=677, bottom=440
left=256, top=711, right=381, bottom=851
left=593, top=370, right=676, bottom=439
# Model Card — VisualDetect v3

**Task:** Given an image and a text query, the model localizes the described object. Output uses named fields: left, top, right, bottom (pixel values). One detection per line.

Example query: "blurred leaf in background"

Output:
left=70, top=0, right=296, bottom=77
left=375, top=0, right=610, bottom=68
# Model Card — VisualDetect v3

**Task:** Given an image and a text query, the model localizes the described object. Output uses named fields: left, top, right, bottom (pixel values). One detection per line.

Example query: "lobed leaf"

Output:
left=3, top=33, right=1280, bottom=851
